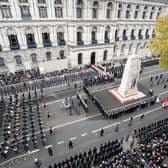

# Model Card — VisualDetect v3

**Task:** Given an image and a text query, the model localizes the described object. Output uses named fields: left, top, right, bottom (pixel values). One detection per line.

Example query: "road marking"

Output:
left=123, top=118, right=130, bottom=122
left=30, top=149, right=40, bottom=154
left=103, top=122, right=120, bottom=129
left=0, top=153, right=28, bottom=166
left=44, top=145, right=52, bottom=149
left=92, top=128, right=102, bottom=134
left=70, top=137, right=77, bottom=141
left=57, top=141, right=64, bottom=145
left=44, top=113, right=102, bottom=131
left=81, top=133, right=88, bottom=137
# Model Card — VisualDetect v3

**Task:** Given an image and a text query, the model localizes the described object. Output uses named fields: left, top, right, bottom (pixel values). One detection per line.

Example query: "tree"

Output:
left=148, top=16, right=168, bottom=69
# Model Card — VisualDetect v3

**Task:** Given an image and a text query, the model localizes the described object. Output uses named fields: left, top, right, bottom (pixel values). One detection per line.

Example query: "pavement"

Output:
left=1, top=64, right=168, bottom=168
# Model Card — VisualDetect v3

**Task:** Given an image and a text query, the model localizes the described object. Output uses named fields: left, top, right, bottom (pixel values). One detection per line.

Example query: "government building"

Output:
left=0, top=0, right=167, bottom=73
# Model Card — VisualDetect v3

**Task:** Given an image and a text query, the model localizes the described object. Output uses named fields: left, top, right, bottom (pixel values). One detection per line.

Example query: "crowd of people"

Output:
left=47, top=118, right=168, bottom=168
left=0, top=68, right=97, bottom=96
left=0, top=91, right=46, bottom=158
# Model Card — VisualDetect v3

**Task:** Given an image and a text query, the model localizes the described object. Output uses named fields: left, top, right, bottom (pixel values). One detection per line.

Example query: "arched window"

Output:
left=134, top=5, right=139, bottom=19
left=113, top=45, right=118, bottom=54
left=91, top=26, right=97, bottom=44
left=90, top=52, right=96, bottom=64
left=121, top=44, right=126, bottom=53
left=78, top=53, right=82, bottom=65
left=76, top=0, right=83, bottom=18
left=42, top=27, right=51, bottom=47
left=57, top=27, right=65, bottom=45
left=0, top=57, right=5, bottom=67
left=103, top=50, right=107, bottom=61
left=136, top=43, right=141, bottom=52
left=122, top=29, right=127, bottom=40
left=31, top=53, right=37, bottom=63
left=15, top=55, right=22, bottom=65
left=92, top=1, right=99, bottom=18
left=46, top=52, right=51, bottom=61
left=150, top=6, right=155, bottom=19
left=7, top=28, right=20, bottom=50
left=117, top=3, right=122, bottom=18
left=55, top=0, right=63, bottom=18
left=157, top=7, right=162, bottom=18
left=131, top=29, right=135, bottom=40
left=142, top=6, right=148, bottom=19
left=138, top=29, right=143, bottom=39
left=145, top=29, right=149, bottom=39
left=104, top=26, right=110, bottom=43
left=106, top=2, right=112, bottom=19
left=125, top=4, right=131, bottom=19
left=115, top=30, right=119, bottom=41
left=128, top=44, right=133, bottom=52
left=152, top=29, right=155, bottom=38
left=77, top=27, right=84, bottom=45
left=25, top=27, right=36, bottom=48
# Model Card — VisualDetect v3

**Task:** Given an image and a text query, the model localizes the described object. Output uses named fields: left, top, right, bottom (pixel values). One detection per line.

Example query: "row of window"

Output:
left=3, top=26, right=153, bottom=51
left=0, top=50, right=66, bottom=67
left=0, top=0, right=162, bottom=19
left=77, top=42, right=148, bottom=65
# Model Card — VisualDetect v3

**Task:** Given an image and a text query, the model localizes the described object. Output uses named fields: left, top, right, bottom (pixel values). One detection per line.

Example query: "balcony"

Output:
left=92, top=39, right=97, bottom=45
left=27, top=42, right=37, bottom=48
left=146, top=35, right=150, bottom=39
left=152, top=34, right=155, bottom=38
left=21, top=16, right=32, bottom=21
left=138, top=35, right=143, bottom=40
left=43, top=41, right=52, bottom=47
left=115, top=37, right=119, bottom=41
left=131, top=36, right=135, bottom=40
left=10, top=43, right=20, bottom=50
left=123, top=36, right=128, bottom=41
left=58, top=40, right=66, bottom=46
left=105, top=38, right=110, bottom=43
left=77, top=40, right=84, bottom=45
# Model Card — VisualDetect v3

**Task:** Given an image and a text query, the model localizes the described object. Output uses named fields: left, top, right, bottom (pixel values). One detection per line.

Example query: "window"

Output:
left=26, top=33, right=35, bottom=44
left=92, top=1, right=98, bottom=18
left=0, top=5, right=12, bottom=18
left=42, top=32, right=50, bottom=42
left=117, top=3, right=122, bottom=18
left=15, top=55, right=22, bottom=65
left=55, top=0, right=63, bottom=18
left=8, top=35, right=19, bottom=49
left=125, top=4, right=131, bottom=19
left=0, top=57, right=5, bottom=67
left=131, top=29, right=135, bottom=40
left=77, top=27, right=83, bottom=45
left=122, top=29, right=127, bottom=40
left=39, top=6, right=47, bottom=18
left=57, top=32, right=64, bottom=41
left=20, top=6, right=31, bottom=17
left=129, top=44, right=133, bottom=52
left=142, top=11, right=146, bottom=19
left=38, top=0, right=45, bottom=3
left=121, top=44, right=126, bottom=53
left=103, top=50, right=107, bottom=61
left=104, top=26, right=110, bottom=43
left=134, top=5, right=139, bottom=19
left=150, top=12, right=153, bottom=19
left=46, top=52, right=51, bottom=61
left=91, top=27, right=97, bottom=43
left=76, top=0, right=83, bottom=18
left=31, top=53, right=37, bottom=63
left=0, top=0, right=8, bottom=2
left=115, top=30, right=119, bottom=41
left=106, top=2, right=112, bottom=19
left=113, top=45, right=118, bottom=54
left=78, top=53, right=82, bottom=65
left=60, top=50, right=65, bottom=59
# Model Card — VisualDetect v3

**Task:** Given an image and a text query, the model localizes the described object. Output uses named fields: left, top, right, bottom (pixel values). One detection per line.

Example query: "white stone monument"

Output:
left=109, top=54, right=146, bottom=103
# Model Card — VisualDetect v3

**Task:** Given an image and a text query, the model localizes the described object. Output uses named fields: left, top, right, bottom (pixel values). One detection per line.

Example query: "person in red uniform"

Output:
left=49, top=126, right=53, bottom=135
left=48, top=112, right=51, bottom=119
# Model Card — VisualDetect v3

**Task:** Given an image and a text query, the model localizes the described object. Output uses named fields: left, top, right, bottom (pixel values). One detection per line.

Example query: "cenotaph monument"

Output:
left=109, top=54, right=146, bottom=103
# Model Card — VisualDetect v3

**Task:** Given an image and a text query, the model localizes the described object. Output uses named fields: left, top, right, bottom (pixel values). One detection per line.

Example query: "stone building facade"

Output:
left=0, top=0, right=167, bottom=73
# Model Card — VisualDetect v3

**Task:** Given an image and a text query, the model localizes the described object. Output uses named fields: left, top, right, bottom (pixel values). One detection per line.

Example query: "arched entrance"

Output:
left=90, top=52, right=96, bottom=65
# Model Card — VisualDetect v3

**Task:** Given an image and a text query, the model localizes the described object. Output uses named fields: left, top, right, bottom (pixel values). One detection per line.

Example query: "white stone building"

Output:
left=0, top=0, right=167, bottom=73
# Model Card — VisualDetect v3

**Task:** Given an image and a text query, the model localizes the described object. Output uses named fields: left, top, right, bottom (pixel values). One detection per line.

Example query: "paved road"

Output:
left=1, top=65, right=168, bottom=168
